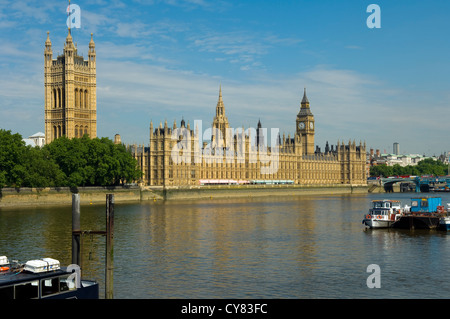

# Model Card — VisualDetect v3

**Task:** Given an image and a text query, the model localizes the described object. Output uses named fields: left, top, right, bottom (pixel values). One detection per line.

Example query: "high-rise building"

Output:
left=393, top=142, right=400, bottom=155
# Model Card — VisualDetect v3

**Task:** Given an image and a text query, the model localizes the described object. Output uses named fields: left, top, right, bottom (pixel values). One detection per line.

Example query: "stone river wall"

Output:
left=0, top=184, right=368, bottom=208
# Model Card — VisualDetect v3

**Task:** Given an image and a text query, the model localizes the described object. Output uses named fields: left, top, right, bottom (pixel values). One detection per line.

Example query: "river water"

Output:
left=1, top=192, right=450, bottom=299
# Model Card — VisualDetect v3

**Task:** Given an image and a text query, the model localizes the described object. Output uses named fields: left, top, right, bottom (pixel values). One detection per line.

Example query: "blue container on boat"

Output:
left=410, top=197, right=441, bottom=213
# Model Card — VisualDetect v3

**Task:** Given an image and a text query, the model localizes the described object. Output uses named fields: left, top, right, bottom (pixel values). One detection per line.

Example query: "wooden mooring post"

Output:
left=71, top=193, right=114, bottom=299
left=105, top=194, right=114, bottom=299
left=72, top=194, right=81, bottom=267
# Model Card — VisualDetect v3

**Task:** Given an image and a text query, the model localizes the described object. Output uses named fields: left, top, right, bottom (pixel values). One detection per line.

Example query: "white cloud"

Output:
left=189, top=31, right=302, bottom=71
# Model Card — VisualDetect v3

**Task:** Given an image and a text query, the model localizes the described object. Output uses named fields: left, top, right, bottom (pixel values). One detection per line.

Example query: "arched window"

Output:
left=80, top=89, right=83, bottom=109
left=84, top=90, right=88, bottom=109
left=58, top=88, right=61, bottom=108
left=75, top=125, right=79, bottom=138
left=84, top=126, right=88, bottom=136
left=75, top=89, right=78, bottom=108
left=53, top=89, right=57, bottom=109
left=53, top=126, right=57, bottom=139
left=58, top=125, right=62, bottom=138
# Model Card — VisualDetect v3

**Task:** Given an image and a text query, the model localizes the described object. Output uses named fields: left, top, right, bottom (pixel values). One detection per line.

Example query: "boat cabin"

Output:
left=0, top=257, right=98, bottom=299
left=370, top=200, right=402, bottom=215
left=410, top=197, right=441, bottom=213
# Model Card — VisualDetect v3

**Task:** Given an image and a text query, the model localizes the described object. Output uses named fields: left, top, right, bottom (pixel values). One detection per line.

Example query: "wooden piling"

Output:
left=105, top=194, right=114, bottom=299
left=72, top=193, right=81, bottom=267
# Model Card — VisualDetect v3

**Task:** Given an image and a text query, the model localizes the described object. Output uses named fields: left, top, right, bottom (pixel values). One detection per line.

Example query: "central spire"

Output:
left=301, top=87, right=309, bottom=105
left=216, top=84, right=225, bottom=117
left=299, top=87, right=312, bottom=115
left=212, top=84, right=230, bottom=148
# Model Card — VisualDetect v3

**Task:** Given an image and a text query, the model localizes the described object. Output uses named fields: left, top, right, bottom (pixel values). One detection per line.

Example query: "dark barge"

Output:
left=0, top=257, right=99, bottom=299
left=392, top=197, right=446, bottom=230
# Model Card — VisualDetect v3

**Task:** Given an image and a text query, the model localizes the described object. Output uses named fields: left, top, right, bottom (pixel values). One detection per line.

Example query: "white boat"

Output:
left=362, top=199, right=403, bottom=228
left=439, top=204, right=450, bottom=231
left=439, top=216, right=450, bottom=231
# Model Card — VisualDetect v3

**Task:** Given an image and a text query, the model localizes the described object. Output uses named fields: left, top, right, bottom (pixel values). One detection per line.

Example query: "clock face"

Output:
left=298, top=122, right=305, bottom=129
left=310, top=122, right=314, bottom=129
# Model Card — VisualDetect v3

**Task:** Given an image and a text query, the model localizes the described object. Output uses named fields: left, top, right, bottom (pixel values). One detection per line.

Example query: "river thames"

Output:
left=2, top=192, right=450, bottom=299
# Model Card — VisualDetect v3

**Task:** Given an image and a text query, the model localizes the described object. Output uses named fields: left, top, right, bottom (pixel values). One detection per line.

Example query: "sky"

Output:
left=0, top=0, right=449, bottom=156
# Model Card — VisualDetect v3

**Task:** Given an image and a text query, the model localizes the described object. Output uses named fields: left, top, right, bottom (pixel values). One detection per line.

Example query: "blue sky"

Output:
left=0, top=0, right=449, bottom=156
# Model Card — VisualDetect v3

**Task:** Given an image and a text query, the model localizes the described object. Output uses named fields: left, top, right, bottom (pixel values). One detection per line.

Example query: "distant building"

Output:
left=128, top=88, right=367, bottom=186
left=114, top=134, right=122, bottom=145
left=369, top=148, right=435, bottom=167
left=393, top=142, right=399, bottom=155
left=23, top=132, right=45, bottom=148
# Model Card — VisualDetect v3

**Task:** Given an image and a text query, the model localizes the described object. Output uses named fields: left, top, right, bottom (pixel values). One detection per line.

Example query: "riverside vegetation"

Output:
left=0, top=129, right=142, bottom=188
left=369, top=158, right=449, bottom=178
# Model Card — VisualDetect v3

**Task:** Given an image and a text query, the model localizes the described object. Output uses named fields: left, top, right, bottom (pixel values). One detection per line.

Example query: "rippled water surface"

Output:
left=2, top=192, right=450, bottom=298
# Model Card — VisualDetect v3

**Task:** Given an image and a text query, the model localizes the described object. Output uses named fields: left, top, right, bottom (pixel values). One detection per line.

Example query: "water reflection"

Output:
left=2, top=193, right=450, bottom=298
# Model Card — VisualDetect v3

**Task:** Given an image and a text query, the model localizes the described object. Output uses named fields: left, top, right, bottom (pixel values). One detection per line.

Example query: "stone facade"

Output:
left=44, top=29, right=97, bottom=144
left=128, top=88, right=367, bottom=187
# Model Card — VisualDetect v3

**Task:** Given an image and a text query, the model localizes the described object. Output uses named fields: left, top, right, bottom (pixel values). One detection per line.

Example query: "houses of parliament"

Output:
left=43, top=30, right=367, bottom=187
left=44, top=29, right=97, bottom=144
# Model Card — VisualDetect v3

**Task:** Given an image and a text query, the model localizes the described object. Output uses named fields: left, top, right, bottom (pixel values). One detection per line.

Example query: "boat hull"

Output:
left=43, top=280, right=99, bottom=299
left=439, top=218, right=450, bottom=231
left=363, top=218, right=395, bottom=228
left=392, top=215, right=440, bottom=229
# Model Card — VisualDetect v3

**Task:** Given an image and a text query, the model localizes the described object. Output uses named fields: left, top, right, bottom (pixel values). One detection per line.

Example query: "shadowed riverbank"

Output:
left=0, top=184, right=368, bottom=208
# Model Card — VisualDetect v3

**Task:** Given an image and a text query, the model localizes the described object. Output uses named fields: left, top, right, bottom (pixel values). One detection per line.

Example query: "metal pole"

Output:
left=105, top=194, right=114, bottom=299
left=72, top=193, right=81, bottom=267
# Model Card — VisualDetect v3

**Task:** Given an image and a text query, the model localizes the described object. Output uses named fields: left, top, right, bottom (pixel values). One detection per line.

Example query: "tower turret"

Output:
left=296, top=88, right=315, bottom=155
left=212, top=84, right=230, bottom=148
left=44, top=29, right=97, bottom=144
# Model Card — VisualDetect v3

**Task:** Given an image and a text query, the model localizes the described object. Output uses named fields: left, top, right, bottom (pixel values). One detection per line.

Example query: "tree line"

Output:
left=0, top=129, right=142, bottom=188
left=370, top=158, right=449, bottom=177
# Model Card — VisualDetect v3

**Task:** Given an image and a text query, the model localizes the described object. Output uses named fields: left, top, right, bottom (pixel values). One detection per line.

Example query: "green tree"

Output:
left=370, top=158, right=448, bottom=177
left=370, top=164, right=393, bottom=177
left=1, top=131, right=142, bottom=188
left=44, top=136, right=89, bottom=187
left=19, top=147, right=67, bottom=187
left=0, top=129, right=27, bottom=187
left=44, top=135, right=142, bottom=187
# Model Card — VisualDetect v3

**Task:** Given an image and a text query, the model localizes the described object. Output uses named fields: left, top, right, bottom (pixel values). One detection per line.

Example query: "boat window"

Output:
left=0, top=286, right=14, bottom=299
left=422, top=200, right=428, bottom=207
left=14, top=280, right=39, bottom=299
left=41, top=277, right=60, bottom=297
left=411, top=201, right=418, bottom=207
left=60, top=274, right=77, bottom=292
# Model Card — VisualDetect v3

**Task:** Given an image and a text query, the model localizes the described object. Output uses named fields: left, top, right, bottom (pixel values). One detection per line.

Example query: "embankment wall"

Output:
left=0, top=184, right=368, bottom=208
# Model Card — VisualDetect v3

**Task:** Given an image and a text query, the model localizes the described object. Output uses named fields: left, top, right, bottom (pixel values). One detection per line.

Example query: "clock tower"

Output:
left=296, top=88, right=315, bottom=155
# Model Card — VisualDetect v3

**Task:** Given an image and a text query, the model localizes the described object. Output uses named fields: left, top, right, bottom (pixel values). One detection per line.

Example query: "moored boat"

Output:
left=439, top=216, right=450, bottom=231
left=362, top=199, right=403, bottom=228
left=438, top=203, right=450, bottom=231
left=392, top=197, right=446, bottom=230
left=0, top=256, right=99, bottom=299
